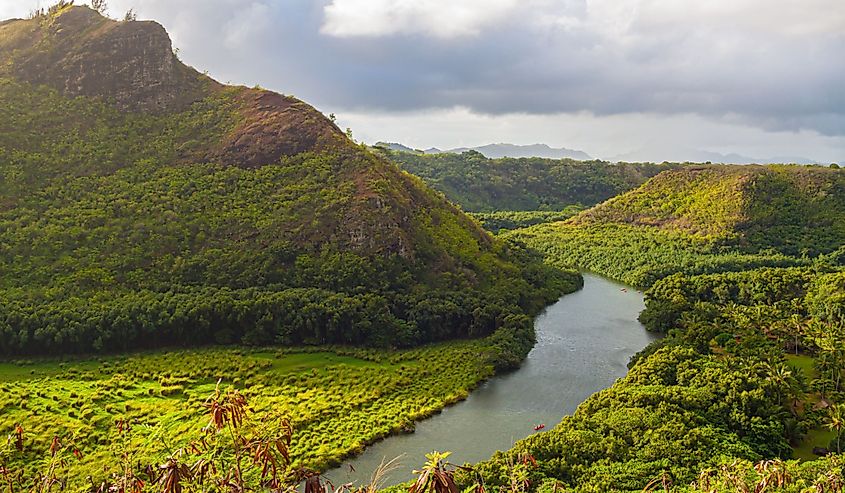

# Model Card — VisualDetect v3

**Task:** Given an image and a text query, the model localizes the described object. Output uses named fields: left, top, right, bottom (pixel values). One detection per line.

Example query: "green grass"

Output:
left=0, top=342, right=497, bottom=490
left=786, top=354, right=818, bottom=380
left=793, top=427, right=837, bottom=461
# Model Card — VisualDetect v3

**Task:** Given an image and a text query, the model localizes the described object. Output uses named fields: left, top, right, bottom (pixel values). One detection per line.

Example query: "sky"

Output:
left=2, top=0, right=844, bottom=163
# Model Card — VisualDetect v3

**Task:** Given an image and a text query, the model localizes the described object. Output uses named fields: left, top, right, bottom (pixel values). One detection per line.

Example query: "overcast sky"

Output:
left=2, top=0, right=844, bottom=162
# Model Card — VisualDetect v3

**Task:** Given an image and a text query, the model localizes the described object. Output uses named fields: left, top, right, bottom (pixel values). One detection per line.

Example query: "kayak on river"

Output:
left=533, top=424, right=545, bottom=431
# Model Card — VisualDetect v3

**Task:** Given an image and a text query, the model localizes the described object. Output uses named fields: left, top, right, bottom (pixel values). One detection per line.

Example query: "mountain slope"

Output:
left=506, top=164, right=845, bottom=288
left=0, top=5, right=576, bottom=356
left=574, top=164, right=845, bottom=255
left=379, top=148, right=680, bottom=212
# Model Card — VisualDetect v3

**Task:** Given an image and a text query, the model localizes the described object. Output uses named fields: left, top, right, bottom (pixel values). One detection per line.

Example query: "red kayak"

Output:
left=533, top=424, right=545, bottom=431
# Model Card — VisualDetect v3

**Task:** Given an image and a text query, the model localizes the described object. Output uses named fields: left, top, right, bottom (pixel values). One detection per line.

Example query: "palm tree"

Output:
left=826, top=405, right=845, bottom=454
left=410, top=452, right=461, bottom=493
left=764, top=363, right=803, bottom=411
left=789, top=313, right=804, bottom=355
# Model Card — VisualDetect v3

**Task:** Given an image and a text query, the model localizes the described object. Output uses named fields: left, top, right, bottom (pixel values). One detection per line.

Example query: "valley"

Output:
left=0, top=2, right=843, bottom=492
left=329, top=274, right=656, bottom=486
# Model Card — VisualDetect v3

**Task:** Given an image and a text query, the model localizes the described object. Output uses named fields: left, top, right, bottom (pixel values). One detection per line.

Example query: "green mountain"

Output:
left=377, top=148, right=681, bottom=212
left=508, top=164, right=845, bottom=288
left=573, top=164, right=845, bottom=255
left=476, top=164, right=845, bottom=491
left=0, top=5, right=574, bottom=356
left=440, top=143, right=591, bottom=160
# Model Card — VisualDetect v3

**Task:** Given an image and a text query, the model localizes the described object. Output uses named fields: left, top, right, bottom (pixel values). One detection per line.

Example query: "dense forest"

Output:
left=3, top=3, right=844, bottom=493
left=0, top=5, right=577, bottom=357
left=469, top=208, right=585, bottom=233
left=477, top=164, right=845, bottom=490
left=377, top=147, right=681, bottom=212
left=573, top=164, right=845, bottom=257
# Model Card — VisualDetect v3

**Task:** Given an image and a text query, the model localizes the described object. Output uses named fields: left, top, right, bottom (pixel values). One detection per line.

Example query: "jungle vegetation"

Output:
left=3, top=4, right=845, bottom=493
left=474, top=164, right=845, bottom=491
left=469, top=208, right=585, bottom=233
left=377, top=148, right=681, bottom=212
left=0, top=7, right=578, bottom=357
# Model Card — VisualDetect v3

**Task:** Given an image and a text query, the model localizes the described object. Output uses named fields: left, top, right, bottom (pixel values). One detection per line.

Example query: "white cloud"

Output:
left=222, top=2, right=272, bottom=49
left=321, top=0, right=521, bottom=38
left=320, top=0, right=845, bottom=40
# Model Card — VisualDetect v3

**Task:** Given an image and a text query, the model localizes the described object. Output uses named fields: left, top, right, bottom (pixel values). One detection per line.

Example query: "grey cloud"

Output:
left=11, top=0, right=845, bottom=136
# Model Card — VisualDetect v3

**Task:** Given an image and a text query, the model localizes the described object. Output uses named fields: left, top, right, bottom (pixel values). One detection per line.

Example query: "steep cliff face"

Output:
left=0, top=5, right=344, bottom=168
left=0, top=6, right=209, bottom=112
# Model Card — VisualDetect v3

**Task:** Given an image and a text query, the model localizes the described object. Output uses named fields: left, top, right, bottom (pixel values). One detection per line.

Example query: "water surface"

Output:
left=324, top=273, right=657, bottom=486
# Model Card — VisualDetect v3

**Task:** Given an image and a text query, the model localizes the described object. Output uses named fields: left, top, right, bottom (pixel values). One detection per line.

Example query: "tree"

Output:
left=410, top=452, right=462, bottom=493
left=123, top=8, right=136, bottom=21
left=90, top=0, right=107, bottom=14
left=827, top=405, right=845, bottom=454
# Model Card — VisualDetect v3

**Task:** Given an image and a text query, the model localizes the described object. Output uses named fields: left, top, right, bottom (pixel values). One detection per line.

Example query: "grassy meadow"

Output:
left=0, top=342, right=496, bottom=486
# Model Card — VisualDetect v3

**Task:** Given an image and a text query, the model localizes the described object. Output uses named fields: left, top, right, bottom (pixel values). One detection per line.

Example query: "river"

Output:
left=322, top=273, right=658, bottom=487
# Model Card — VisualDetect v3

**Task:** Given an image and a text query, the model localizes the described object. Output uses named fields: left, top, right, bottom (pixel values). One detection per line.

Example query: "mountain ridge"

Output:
left=379, top=148, right=680, bottom=212
left=376, top=141, right=591, bottom=160
left=0, top=4, right=574, bottom=355
left=570, top=164, right=845, bottom=255
left=610, top=147, right=821, bottom=165
left=0, top=4, right=347, bottom=169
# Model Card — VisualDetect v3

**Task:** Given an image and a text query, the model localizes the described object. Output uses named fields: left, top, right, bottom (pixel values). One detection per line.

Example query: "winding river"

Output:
left=324, top=273, right=657, bottom=486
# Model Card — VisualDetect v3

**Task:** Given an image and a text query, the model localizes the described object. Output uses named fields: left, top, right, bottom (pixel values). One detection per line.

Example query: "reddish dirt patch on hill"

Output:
left=210, top=89, right=346, bottom=168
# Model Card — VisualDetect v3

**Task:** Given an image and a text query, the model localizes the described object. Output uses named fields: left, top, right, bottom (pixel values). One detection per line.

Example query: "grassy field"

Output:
left=794, top=428, right=837, bottom=461
left=786, top=354, right=818, bottom=380
left=0, top=342, right=496, bottom=488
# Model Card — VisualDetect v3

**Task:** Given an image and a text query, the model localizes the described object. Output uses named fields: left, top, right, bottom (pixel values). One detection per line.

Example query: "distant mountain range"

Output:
left=376, top=142, right=831, bottom=165
left=375, top=142, right=592, bottom=160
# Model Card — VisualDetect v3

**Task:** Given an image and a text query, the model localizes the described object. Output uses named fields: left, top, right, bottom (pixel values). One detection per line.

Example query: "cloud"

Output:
left=2, top=0, right=843, bottom=159
left=320, top=0, right=521, bottom=38
left=222, top=2, right=273, bottom=49
left=337, top=107, right=845, bottom=163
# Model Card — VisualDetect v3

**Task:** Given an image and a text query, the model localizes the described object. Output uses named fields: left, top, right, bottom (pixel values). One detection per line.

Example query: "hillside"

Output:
left=0, top=4, right=575, bottom=356
left=508, top=165, right=845, bottom=288
left=574, top=164, right=845, bottom=255
left=480, top=167, right=845, bottom=491
left=378, top=148, right=679, bottom=212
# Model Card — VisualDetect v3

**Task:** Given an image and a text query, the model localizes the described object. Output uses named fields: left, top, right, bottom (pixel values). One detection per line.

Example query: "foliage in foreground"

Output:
left=6, top=376, right=845, bottom=493
left=0, top=342, right=501, bottom=488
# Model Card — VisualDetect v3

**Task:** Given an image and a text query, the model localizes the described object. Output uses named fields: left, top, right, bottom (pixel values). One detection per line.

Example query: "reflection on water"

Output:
left=324, top=273, right=658, bottom=486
